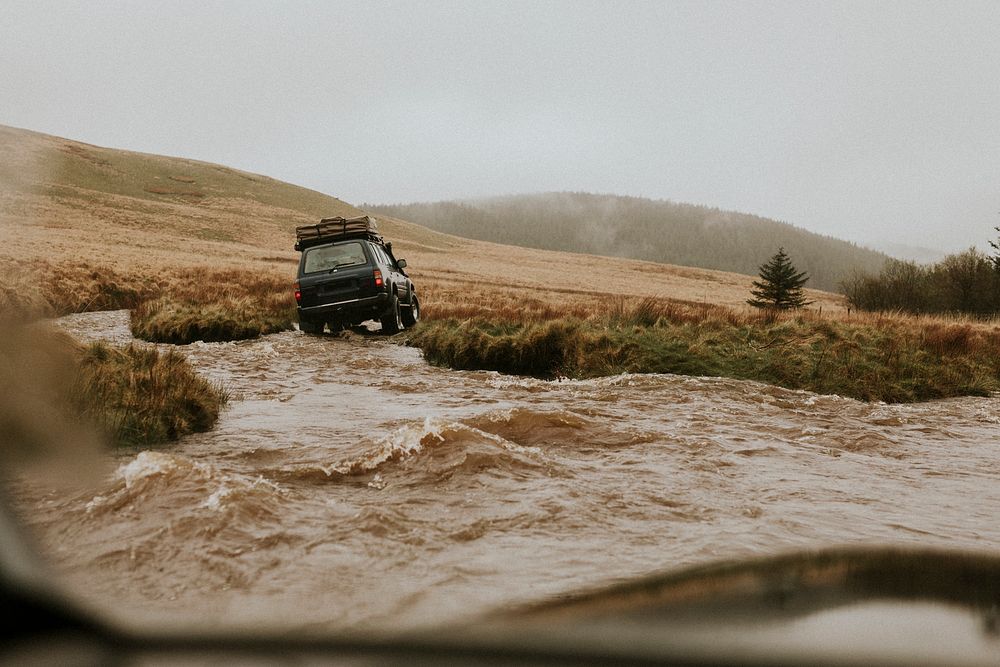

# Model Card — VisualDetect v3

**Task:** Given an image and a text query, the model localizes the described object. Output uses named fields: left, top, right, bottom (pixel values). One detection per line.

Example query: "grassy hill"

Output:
left=0, top=123, right=362, bottom=268
left=4, top=125, right=998, bottom=403
left=369, top=193, right=890, bottom=292
left=0, top=124, right=846, bottom=314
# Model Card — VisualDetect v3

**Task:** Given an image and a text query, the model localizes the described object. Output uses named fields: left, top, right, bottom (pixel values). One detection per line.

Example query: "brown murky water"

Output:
left=14, top=310, right=1000, bottom=632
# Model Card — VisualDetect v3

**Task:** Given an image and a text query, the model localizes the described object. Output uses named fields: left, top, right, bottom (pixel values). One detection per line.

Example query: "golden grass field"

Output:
left=3, top=124, right=1000, bottom=407
left=0, top=124, right=845, bottom=317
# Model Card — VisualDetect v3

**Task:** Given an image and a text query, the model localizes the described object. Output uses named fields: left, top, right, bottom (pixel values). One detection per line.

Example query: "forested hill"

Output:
left=369, top=193, right=889, bottom=292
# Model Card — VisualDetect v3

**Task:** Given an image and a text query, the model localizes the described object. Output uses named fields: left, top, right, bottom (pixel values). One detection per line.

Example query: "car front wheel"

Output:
left=401, top=295, right=419, bottom=328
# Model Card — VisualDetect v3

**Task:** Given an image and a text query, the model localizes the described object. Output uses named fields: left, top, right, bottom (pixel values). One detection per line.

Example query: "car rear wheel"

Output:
left=401, top=295, right=420, bottom=328
left=380, top=294, right=403, bottom=334
left=299, top=319, right=324, bottom=334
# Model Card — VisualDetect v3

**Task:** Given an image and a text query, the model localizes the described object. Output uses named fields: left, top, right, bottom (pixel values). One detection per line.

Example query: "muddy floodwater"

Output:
left=13, top=310, right=1000, bottom=632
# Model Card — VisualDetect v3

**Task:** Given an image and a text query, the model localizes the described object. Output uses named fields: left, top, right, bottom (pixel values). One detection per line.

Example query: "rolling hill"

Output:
left=369, top=193, right=890, bottom=292
left=0, top=125, right=845, bottom=312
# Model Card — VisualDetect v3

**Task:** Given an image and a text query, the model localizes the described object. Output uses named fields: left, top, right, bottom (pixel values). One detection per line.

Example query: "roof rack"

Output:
left=294, top=215, right=383, bottom=251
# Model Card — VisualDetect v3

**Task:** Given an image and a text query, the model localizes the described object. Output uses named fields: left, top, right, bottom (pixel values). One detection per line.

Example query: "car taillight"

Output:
left=293, top=282, right=301, bottom=303
left=373, top=269, right=383, bottom=287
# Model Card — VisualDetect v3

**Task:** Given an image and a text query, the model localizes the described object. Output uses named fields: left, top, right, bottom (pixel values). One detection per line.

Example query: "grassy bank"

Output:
left=124, top=266, right=296, bottom=344
left=408, top=299, right=1000, bottom=403
left=0, top=323, right=227, bottom=453
left=1, top=259, right=296, bottom=344
left=0, top=261, right=267, bottom=451
left=130, top=295, right=294, bottom=344
left=72, top=342, right=228, bottom=447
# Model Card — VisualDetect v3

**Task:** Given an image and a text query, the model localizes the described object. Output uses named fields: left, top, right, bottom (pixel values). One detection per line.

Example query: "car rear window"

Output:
left=302, top=242, right=369, bottom=274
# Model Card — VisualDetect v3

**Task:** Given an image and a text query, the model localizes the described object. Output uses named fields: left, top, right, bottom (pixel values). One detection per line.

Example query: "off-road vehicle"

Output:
left=293, top=215, right=418, bottom=334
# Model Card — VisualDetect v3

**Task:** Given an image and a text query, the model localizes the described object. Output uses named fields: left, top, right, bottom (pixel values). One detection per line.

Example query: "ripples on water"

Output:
left=15, top=310, right=1000, bottom=631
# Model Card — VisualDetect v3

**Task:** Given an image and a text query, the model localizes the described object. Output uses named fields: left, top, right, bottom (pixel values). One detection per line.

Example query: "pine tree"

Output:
left=989, top=226, right=1000, bottom=272
left=747, top=248, right=812, bottom=310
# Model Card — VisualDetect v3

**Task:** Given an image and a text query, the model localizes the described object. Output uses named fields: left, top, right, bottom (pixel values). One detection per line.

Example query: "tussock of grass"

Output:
left=72, top=342, right=228, bottom=447
left=409, top=298, right=1000, bottom=403
left=411, top=318, right=582, bottom=377
left=0, top=321, right=227, bottom=453
left=117, top=266, right=296, bottom=344
left=131, top=296, right=294, bottom=344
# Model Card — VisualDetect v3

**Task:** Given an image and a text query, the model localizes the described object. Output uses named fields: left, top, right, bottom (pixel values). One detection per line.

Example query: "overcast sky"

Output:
left=2, top=1, right=998, bottom=253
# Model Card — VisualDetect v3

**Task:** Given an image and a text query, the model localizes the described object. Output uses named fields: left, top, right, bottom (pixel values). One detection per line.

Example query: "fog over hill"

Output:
left=869, top=242, right=947, bottom=266
left=370, top=193, right=891, bottom=293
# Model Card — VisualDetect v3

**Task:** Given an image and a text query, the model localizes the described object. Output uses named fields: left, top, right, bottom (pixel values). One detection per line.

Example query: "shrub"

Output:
left=844, top=250, right=1000, bottom=316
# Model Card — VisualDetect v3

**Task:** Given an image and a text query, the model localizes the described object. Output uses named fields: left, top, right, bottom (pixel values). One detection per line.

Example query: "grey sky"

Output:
left=2, top=0, right=998, bottom=253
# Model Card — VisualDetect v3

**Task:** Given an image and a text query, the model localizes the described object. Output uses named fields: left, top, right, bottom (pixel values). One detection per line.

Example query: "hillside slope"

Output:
left=1, top=124, right=359, bottom=266
left=370, top=193, right=889, bottom=292
left=0, top=126, right=844, bottom=311
left=0, top=124, right=469, bottom=274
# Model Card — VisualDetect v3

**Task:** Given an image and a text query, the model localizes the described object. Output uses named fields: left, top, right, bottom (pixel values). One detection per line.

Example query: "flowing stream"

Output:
left=12, top=310, right=1000, bottom=632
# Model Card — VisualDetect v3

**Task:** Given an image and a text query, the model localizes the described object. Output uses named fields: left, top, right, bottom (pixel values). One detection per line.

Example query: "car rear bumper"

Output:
left=298, top=293, right=388, bottom=321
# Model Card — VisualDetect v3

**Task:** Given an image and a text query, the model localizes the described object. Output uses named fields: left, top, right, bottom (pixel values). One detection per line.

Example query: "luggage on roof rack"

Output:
left=294, top=215, right=382, bottom=251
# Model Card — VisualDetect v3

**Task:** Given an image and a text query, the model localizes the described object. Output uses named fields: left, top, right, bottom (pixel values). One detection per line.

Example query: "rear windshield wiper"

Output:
left=327, top=261, right=358, bottom=273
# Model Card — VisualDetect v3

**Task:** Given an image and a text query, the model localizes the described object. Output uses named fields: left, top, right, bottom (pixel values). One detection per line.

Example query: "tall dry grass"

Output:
left=0, top=258, right=297, bottom=344
left=0, top=319, right=227, bottom=452
left=408, top=294, right=1000, bottom=403
left=131, top=295, right=294, bottom=344
left=6, top=256, right=1000, bottom=403
left=73, top=342, right=228, bottom=446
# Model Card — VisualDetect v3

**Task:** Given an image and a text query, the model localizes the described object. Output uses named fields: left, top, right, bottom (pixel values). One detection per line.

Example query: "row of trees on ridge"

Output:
left=842, top=230, right=1000, bottom=316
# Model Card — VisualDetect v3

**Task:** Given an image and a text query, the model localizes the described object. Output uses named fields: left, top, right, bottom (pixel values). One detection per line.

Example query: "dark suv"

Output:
left=293, top=216, right=419, bottom=334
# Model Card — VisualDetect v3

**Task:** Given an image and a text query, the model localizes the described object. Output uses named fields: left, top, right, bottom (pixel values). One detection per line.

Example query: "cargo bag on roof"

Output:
left=294, top=215, right=381, bottom=251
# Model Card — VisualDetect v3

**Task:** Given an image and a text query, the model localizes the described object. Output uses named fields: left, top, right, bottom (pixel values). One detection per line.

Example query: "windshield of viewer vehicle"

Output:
left=2, top=2, right=1000, bottom=665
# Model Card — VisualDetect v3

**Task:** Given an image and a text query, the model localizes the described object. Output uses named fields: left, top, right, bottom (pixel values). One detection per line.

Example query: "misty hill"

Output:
left=369, top=193, right=890, bottom=292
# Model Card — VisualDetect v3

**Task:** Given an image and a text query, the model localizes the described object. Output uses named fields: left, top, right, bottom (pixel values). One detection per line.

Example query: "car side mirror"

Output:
left=396, top=259, right=407, bottom=269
